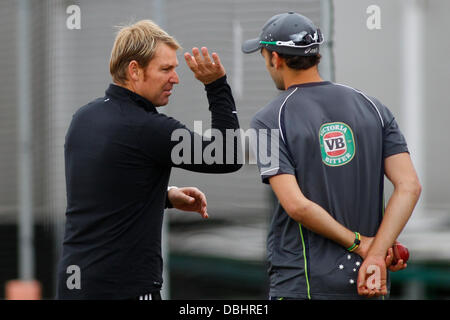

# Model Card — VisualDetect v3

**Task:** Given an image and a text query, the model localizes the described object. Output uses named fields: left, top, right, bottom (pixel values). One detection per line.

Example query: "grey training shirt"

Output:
left=250, top=81, right=408, bottom=299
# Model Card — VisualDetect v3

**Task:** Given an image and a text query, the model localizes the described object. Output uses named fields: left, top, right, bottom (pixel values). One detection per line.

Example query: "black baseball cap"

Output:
left=242, top=12, right=323, bottom=56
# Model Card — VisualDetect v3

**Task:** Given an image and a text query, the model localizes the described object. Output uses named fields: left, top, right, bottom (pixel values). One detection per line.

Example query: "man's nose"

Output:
left=170, top=71, right=179, bottom=84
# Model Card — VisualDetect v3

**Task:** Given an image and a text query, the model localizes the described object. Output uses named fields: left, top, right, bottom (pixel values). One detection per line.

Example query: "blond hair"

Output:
left=109, top=20, right=181, bottom=84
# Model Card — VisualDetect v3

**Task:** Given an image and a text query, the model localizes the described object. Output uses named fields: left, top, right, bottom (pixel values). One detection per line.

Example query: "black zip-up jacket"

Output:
left=57, top=76, right=241, bottom=299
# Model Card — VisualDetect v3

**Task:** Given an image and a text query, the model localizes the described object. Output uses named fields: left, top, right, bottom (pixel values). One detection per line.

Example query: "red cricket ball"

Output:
left=392, top=242, right=410, bottom=264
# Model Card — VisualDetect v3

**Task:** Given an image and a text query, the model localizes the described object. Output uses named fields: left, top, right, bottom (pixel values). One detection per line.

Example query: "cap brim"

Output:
left=241, top=38, right=261, bottom=54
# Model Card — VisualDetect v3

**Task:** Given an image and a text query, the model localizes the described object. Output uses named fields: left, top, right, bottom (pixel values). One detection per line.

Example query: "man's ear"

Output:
left=271, top=51, right=283, bottom=69
left=128, top=60, right=140, bottom=81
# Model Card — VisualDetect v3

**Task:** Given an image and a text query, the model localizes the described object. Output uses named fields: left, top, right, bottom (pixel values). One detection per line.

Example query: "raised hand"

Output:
left=184, top=47, right=226, bottom=85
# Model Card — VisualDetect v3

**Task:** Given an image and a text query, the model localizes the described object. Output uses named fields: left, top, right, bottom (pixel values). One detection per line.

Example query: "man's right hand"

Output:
left=357, top=254, right=388, bottom=297
left=184, top=47, right=226, bottom=85
left=168, top=187, right=208, bottom=219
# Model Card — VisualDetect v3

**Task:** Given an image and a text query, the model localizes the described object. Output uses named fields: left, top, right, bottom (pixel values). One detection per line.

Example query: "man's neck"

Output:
left=283, top=66, right=323, bottom=89
left=114, top=81, right=135, bottom=93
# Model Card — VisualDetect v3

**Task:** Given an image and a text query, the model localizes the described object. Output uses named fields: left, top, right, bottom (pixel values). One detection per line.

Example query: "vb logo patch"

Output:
left=319, top=122, right=355, bottom=166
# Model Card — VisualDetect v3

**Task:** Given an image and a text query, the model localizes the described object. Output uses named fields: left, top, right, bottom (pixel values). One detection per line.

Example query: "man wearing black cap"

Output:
left=243, top=12, right=421, bottom=299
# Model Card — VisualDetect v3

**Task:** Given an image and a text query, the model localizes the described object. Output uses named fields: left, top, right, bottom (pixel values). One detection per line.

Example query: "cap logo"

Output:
left=289, top=31, right=308, bottom=42
left=305, top=47, right=318, bottom=54
left=319, top=122, right=355, bottom=166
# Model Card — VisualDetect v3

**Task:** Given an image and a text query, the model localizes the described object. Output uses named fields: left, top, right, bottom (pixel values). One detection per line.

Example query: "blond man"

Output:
left=56, top=20, right=241, bottom=300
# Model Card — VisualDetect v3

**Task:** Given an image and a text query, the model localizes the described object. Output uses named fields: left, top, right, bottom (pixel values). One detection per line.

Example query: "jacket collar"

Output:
left=105, top=84, right=157, bottom=113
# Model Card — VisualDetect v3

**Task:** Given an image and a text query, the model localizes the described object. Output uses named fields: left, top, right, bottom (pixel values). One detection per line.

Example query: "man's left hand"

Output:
left=184, top=47, right=226, bottom=85
left=167, top=187, right=208, bottom=219
left=385, top=246, right=408, bottom=272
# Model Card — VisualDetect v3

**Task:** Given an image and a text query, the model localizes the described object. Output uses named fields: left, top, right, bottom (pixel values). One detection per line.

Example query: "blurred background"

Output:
left=0, top=0, right=449, bottom=299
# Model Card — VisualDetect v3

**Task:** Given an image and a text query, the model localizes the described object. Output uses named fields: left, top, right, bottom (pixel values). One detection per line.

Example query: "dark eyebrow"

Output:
left=161, top=63, right=178, bottom=69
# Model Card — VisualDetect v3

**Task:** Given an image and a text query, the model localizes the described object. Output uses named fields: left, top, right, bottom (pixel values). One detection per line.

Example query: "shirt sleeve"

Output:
left=250, top=116, right=296, bottom=184
left=139, top=76, right=242, bottom=173
left=383, top=116, right=409, bottom=158
left=371, top=97, right=409, bottom=158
